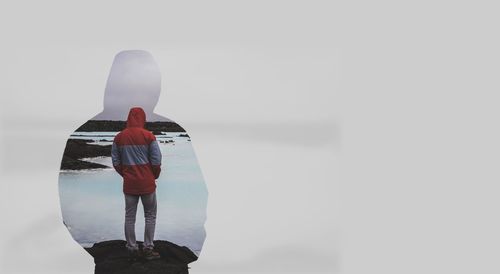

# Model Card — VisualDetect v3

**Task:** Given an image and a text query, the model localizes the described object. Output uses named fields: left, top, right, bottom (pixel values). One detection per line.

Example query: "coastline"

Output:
left=60, top=139, right=112, bottom=170
left=75, top=120, right=186, bottom=132
left=60, top=120, right=188, bottom=171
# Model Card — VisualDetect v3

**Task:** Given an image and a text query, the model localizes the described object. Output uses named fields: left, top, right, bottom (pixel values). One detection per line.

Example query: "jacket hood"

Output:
left=126, top=107, right=146, bottom=128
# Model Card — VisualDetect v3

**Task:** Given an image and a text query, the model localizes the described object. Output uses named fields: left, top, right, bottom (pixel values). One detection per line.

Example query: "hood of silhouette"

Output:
left=92, top=50, right=171, bottom=122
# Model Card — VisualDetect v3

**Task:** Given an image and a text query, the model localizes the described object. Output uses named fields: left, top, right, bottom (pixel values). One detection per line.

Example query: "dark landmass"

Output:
left=60, top=139, right=112, bottom=170
left=152, top=130, right=165, bottom=135
left=75, top=120, right=186, bottom=133
left=85, top=240, right=198, bottom=274
left=61, top=120, right=183, bottom=171
left=71, top=134, right=116, bottom=137
left=63, top=139, right=112, bottom=158
left=60, top=155, right=109, bottom=170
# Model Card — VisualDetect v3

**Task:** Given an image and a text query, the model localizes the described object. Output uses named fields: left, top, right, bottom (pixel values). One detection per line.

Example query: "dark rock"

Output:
left=85, top=240, right=198, bottom=274
left=75, top=120, right=186, bottom=133
left=60, top=155, right=109, bottom=170
left=60, top=139, right=112, bottom=170
left=63, top=139, right=112, bottom=159
left=152, top=130, right=165, bottom=135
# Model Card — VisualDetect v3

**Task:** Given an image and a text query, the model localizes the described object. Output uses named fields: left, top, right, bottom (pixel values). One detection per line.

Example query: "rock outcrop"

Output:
left=85, top=240, right=198, bottom=274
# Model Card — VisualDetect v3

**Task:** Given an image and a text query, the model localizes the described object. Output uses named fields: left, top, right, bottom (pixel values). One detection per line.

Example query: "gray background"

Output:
left=0, top=1, right=338, bottom=274
left=1, top=1, right=498, bottom=274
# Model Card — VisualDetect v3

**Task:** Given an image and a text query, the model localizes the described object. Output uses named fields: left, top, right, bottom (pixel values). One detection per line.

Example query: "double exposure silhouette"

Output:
left=58, top=50, right=208, bottom=274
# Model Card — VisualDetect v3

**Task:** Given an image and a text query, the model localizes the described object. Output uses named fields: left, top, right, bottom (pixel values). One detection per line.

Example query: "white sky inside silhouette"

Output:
left=91, top=50, right=170, bottom=122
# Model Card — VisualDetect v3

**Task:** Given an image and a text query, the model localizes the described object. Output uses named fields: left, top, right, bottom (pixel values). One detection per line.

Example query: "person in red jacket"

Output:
left=111, top=106, right=162, bottom=260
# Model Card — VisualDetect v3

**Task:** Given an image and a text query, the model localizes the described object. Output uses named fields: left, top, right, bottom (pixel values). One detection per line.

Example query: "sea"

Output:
left=58, top=131, right=208, bottom=256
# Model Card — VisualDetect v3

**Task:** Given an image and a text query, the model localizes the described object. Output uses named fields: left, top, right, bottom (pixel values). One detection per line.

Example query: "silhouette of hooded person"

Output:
left=58, top=50, right=207, bottom=274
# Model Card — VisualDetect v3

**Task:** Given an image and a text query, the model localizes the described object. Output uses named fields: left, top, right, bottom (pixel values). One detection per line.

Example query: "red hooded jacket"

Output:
left=111, top=107, right=162, bottom=195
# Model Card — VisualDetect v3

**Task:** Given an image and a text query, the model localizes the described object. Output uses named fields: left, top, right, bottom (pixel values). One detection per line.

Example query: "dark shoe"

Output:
left=142, top=248, right=161, bottom=260
left=127, top=248, right=141, bottom=261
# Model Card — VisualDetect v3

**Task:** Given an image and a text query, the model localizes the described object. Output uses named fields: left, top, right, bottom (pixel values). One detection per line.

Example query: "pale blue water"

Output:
left=58, top=132, right=207, bottom=256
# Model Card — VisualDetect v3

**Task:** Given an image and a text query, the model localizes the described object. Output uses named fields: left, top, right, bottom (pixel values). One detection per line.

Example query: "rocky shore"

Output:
left=75, top=120, right=186, bottom=133
left=60, top=139, right=112, bottom=170
left=60, top=120, right=184, bottom=171
left=85, top=240, right=198, bottom=274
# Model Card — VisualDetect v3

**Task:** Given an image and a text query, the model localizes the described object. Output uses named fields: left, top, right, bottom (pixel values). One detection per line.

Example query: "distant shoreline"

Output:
left=75, top=120, right=186, bottom=132
left=61, top=120, right=187, bottom=171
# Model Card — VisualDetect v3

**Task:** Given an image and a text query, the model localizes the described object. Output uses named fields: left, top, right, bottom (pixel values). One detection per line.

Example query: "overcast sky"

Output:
left=91, top=50, right=170, bottom=121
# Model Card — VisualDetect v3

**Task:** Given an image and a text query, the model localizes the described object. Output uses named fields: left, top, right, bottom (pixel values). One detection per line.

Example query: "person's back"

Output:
left=111, top=106, right=163, bottom=259
left=112, top=107, right=162, bottom=195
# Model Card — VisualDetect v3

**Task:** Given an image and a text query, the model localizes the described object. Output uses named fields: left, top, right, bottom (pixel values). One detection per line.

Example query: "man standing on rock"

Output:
left=111, top=107, right=162, bottom=260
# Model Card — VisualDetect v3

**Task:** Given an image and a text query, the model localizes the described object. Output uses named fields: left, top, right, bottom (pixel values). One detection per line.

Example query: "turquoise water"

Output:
left=58, top=133, right=207, bottom=256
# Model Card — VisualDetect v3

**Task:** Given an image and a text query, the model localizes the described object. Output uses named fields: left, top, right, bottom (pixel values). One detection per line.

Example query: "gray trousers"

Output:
left=124, top=191, right=157, bottom=251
